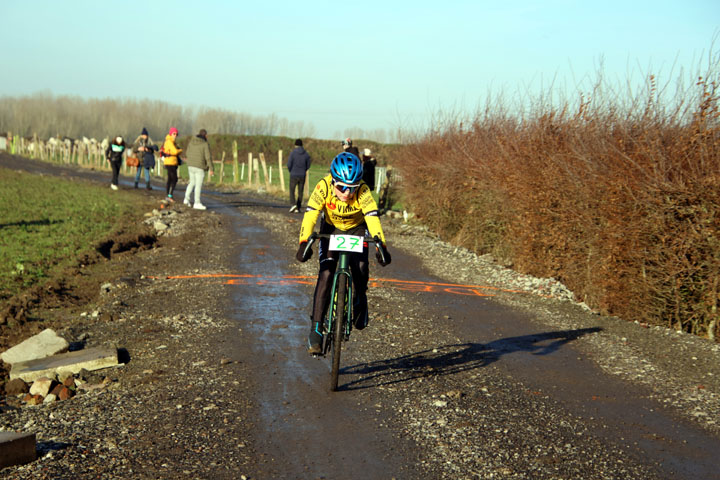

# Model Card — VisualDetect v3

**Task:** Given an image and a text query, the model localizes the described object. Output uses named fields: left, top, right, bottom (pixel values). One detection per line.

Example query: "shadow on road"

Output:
left=340, top=327, right=602, bottom=391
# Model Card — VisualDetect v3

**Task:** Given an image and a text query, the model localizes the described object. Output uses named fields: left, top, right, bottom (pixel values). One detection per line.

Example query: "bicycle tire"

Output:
left=330, top=274, right=348, bottom=391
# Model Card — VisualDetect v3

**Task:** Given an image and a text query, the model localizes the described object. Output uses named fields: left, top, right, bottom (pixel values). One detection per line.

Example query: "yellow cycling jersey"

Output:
left=299, top=174, right=386, bottom=244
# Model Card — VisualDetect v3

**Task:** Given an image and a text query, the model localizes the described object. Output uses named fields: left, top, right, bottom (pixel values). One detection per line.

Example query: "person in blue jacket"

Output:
left=287, top=138, right=312, bottom=213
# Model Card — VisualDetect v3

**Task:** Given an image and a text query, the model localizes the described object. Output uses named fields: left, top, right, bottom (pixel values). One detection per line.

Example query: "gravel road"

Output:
left=1, top=153, right=719, bottom=479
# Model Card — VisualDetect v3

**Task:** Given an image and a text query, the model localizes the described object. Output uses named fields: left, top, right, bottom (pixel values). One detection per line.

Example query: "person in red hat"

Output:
left=161, top=127, right=182, bottom=201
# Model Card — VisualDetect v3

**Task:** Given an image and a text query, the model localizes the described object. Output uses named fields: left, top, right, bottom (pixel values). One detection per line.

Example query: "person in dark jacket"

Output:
left=287, top=138, right=312, bottom=212
left=361, top=148, right=377, bottom=191
left=132, top=127, right=158, bottom=190
left=105, top=136, right=126, bottom=190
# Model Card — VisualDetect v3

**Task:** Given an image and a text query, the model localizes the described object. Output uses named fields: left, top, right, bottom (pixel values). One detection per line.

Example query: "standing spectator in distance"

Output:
left=105, top=136, right=126, bottom=190
left=342, top=138, right=360, bottom=157
left=161, top=127, right=182, bottom=202
left=378, top=164, right=394, bottom=213
left=287, top=138, right=312, bottom=213
left=183, top=128, right=213, bottom=210
left=361, top=148, right=377, bottom=191
left=132, top=127, right=158, bottom=190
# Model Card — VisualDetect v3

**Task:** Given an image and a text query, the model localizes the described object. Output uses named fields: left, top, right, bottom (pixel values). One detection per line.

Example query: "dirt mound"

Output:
left=0, top=227, right=158, bottom=352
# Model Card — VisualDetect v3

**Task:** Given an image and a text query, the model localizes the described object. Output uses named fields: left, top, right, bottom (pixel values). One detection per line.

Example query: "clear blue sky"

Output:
left=2, top=1, right=718, bottom=140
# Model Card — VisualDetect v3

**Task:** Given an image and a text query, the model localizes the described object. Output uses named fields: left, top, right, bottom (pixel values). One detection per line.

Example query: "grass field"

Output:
left=0, top=167, right=147, bottom=300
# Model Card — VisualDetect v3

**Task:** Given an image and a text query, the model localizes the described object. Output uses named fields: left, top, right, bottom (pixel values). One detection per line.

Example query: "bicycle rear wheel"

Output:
left=330, top=275, right=348, bottom=391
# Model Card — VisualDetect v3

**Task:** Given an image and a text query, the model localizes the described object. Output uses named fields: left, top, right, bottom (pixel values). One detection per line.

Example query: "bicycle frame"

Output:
left=324, top=249, right=354, bottom=354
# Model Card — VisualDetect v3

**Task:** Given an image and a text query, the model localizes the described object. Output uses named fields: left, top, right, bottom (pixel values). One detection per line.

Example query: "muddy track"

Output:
left=1, top=152, right=720, bottom=479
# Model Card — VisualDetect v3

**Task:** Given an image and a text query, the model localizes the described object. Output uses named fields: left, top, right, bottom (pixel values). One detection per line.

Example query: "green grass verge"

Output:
left=0, top=167, right=146, bottom=300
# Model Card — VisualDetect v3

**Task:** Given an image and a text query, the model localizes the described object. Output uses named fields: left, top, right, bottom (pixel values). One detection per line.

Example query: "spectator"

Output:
left=342, top=137, right=360, bottom=157
left=105, top=136, right=126, bottom=190
left=161, top=127, right=182, bottom=202
left=361, top=148, right=377, bottom=191
left=287, top=138, right=312, bottom=213
left=132, top=127, right=158, bottom=190
left=378, top=165, right=393, bottom=213
left=183, top=128, right=214, bottom=210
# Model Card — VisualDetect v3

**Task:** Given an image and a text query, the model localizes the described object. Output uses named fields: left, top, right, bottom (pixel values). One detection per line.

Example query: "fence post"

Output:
left=259, top=153, right=270, bottom=189
left=219, top=151, right=226, bottom=184
left=254, top=158, right=260, bottom=187
left=232, top=140, right=238, bottom=184
left=278, top=150, right=285, bottom=192
left=247, top=153, right=252, bottom=186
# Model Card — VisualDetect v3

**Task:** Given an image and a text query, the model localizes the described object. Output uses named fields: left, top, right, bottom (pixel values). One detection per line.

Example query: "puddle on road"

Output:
left=214, top=203, right=421, bottom=479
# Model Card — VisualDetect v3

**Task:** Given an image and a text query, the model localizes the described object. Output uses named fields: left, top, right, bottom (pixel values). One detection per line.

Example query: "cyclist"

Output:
left=296, top=152, right=391, bottom=354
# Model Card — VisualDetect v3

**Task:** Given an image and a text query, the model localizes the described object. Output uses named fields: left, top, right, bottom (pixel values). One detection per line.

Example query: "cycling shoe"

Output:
left=352, top=294, right=369, bottom=330
left=308, top=323, right=323, bottom=355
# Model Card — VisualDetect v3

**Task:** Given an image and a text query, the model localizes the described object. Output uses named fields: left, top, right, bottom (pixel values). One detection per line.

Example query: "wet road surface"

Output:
left=216, top=206, right=422, bottom=479
left=3, top=152, right=720, bottom=479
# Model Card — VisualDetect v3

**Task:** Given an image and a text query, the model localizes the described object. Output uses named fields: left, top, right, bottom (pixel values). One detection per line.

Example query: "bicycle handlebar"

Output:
left=302, top=233, right=388, bottom=265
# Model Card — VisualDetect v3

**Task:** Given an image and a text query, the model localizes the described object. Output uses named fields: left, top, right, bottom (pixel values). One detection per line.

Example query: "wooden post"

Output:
left=219, top=151, right=226, bottom=184
left=269, top=166, right=273, bottom=186
left=232, top=141, right=238, bottom=184
left=254, top=158, right=260, bottom=187
left=304, top=173, right=310, bottom=201
left=241, top=163, right=245, bottom=181
left=278, top=150, right=286, bottom=192
left=259, top=153, right=270, bottom=189
left=247, top=153, right=252, bottom=186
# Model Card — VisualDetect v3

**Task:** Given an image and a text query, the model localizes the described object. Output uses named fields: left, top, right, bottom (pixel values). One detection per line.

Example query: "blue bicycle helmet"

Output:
left=330, top=152, right=363, bottom=185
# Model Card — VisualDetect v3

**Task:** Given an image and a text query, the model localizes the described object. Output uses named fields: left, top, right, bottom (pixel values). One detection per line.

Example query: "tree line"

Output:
left=0, top=92, right=404, bottom=144
left=0, top=92, right=318, bottom=142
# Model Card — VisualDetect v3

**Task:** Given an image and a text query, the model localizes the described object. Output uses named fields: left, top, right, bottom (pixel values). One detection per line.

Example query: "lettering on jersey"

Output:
left=335, top=203, right=360, bottom=214
left=358, top=187, right=377, bottom=210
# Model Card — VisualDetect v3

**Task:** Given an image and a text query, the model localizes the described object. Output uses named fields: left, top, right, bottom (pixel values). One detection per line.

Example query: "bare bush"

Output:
left=396, top=63, right=720, bottom=339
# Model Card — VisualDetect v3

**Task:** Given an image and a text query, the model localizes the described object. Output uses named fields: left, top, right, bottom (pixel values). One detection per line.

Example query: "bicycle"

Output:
left=301, top=232, right=389, bottom=391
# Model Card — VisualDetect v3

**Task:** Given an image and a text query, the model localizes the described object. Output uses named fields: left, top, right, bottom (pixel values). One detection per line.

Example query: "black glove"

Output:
left=375, top=243, right=391, bottom=266
left=296, top=241, right=312, bottom=262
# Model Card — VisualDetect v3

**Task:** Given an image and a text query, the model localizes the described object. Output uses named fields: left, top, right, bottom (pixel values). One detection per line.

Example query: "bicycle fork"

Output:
left=325, top=255, right=354, bottom=350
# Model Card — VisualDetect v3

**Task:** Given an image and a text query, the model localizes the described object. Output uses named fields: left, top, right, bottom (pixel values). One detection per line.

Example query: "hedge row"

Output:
left=395, top=76, right=719, bottom=339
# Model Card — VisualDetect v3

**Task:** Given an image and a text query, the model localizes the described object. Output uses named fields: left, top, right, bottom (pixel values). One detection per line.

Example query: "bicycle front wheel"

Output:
left=330, top=274, right=348, bottom=391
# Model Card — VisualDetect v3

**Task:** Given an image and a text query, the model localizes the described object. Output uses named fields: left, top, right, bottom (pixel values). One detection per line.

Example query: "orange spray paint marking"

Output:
left=149, top=274, right=547, bottom=299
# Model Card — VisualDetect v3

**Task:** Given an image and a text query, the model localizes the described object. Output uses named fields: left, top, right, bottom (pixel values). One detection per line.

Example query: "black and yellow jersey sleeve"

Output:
left=298, top=175, right=386, bottom=244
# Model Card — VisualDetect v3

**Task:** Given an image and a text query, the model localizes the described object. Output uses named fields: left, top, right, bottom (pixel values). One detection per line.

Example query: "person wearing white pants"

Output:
left=183, top=129, right=213, bottom=210
left=186, top=166, right=206, bottom=208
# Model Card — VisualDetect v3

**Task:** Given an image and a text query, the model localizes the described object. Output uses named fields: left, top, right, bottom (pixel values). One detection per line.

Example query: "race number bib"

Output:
left=329, top=235, right=363, bottom=253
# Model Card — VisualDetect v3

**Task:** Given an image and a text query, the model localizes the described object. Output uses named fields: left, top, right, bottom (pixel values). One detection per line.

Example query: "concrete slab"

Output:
left=0, top=432, right=36, bottom=469
left=9, top=347, right=118, bottom=382
left=1, top=328, right=69, bottom=365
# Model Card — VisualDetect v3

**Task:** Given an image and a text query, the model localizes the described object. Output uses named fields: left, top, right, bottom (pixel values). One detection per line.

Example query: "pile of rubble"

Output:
left=1, top=328, right=118, bottom=408
left=1, top=328, right=119, bottom=469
